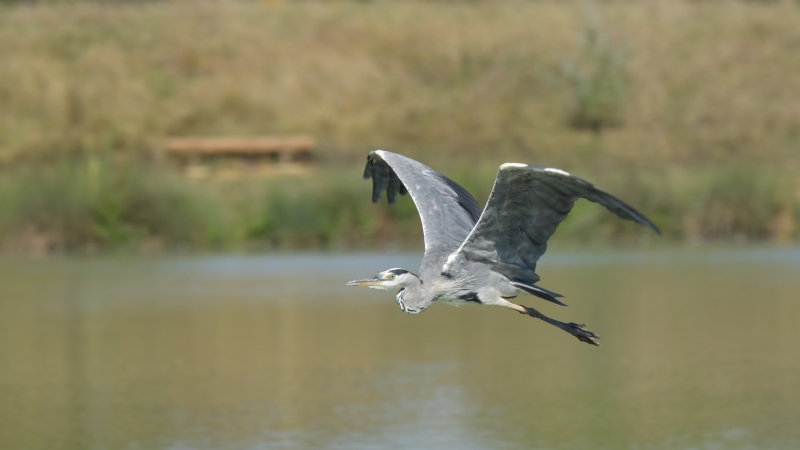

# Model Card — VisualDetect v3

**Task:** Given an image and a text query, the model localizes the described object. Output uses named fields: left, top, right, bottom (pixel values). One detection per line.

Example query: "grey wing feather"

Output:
left=363, top=150, right=482, bottom=274
left=443, top=163, right=660, bottom=287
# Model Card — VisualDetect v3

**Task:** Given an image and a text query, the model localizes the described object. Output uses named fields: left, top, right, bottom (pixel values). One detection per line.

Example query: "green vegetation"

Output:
left=0, top=159, right=219, bottom=252
left=0, top=0, right=799, bottom=253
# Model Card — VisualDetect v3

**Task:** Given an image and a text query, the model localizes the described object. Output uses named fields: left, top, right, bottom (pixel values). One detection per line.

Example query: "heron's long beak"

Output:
left=346, top=275, right=383, bottom=287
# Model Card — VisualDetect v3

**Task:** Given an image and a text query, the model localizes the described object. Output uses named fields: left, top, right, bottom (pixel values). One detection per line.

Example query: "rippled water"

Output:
left=1, top=248, right=799, bottom=449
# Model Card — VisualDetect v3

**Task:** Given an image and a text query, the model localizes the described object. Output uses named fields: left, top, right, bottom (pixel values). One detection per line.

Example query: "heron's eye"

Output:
left=390, top=274, right=396, bottom=279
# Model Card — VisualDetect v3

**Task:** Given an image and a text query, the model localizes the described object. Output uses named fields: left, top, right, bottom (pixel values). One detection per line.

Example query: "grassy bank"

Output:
left=0, top=0, right=799, bottom=253
left=1, top=158, right=796, bottom=254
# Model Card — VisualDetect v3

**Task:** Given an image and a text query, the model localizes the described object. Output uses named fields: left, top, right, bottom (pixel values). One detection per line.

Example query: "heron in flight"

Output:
left=347, top=151, right=660, bottom=345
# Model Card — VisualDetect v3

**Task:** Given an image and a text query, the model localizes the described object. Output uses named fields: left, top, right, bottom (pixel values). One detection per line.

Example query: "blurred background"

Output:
left=1, top=0, right=799, bottom=253
left=1, top=0, right=799, bottom=449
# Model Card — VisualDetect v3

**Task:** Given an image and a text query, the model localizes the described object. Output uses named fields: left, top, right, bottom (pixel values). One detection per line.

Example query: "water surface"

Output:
left=1, top=248, right=799, bottom=449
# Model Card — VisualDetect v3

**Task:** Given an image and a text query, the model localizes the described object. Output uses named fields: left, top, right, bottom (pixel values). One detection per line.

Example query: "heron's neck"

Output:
left=399, top=275, right=424, bottom=298
left=405, top=274, right=423, bottom=292
left=396, top=275, right=426, bottom=314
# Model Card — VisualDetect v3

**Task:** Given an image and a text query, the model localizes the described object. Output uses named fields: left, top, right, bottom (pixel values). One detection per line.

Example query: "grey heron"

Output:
left=347, top=150, right=661, bottom=346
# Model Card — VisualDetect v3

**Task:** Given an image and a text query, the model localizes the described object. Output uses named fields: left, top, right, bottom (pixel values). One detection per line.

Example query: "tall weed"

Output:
left=561, top=17, right=628, bottom=133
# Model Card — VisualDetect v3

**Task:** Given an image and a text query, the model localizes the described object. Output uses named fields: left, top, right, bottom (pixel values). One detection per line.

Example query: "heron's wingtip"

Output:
left=650, top=223, right=663, bottom=236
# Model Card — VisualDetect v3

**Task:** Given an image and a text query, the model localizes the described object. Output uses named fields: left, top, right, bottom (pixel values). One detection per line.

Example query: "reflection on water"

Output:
left=1, top=248, right=799, bottom=450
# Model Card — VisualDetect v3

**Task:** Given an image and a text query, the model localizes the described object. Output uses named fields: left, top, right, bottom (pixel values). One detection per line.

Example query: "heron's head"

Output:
left=346, top=268, right=419, bottom=290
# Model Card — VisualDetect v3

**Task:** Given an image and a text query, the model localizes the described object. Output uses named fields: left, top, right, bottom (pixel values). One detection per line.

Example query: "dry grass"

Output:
left=1, top=0, right=799, bottom=251
left=1, top=0, right=798, bottom=165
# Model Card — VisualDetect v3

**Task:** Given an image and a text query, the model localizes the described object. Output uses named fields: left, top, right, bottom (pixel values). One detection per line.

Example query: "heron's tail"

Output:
left=511, top=282, right=567, bottom=306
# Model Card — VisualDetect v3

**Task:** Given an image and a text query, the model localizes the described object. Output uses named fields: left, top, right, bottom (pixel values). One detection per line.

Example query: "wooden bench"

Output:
left=165, top=136, right=315, bottom=161
left=165, top=136, right=316, bottom=179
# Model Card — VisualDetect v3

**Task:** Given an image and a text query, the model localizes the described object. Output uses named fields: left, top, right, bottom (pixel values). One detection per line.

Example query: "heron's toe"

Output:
left=566, top=322, right=601, bottom=346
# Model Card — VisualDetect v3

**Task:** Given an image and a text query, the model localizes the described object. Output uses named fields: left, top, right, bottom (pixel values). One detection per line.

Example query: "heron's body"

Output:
left=348, top=151, right=661, bottom=346
left=395, top=262, right=515, bottom=311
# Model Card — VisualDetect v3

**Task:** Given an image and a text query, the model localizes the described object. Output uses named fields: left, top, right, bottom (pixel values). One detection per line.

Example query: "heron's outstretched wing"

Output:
left=443, top=163, right=661, bottom=287
left=363, top=150, right=482, bottom=262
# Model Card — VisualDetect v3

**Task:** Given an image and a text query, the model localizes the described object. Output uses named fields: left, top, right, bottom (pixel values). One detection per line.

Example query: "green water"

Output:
left=1, top=249, right=799, bottom=449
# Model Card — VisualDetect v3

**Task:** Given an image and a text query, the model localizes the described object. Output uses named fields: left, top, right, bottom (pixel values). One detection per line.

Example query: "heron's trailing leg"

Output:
left=508, top=303, right=600, bottom=346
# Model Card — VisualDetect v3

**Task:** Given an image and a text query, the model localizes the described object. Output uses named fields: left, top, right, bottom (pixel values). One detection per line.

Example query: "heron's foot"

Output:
left=515, top=304, right=601, bottom=346
left=564, top=322, right=600, bottom=346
